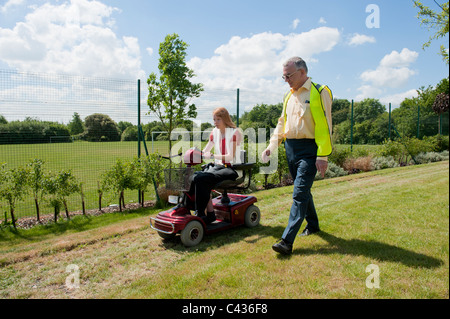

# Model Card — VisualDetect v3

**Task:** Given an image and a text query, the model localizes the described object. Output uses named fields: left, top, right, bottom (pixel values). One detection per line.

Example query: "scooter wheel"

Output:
left=244, top=205, right=260, bottom=228
left=180, top=220, right=204, bottom=247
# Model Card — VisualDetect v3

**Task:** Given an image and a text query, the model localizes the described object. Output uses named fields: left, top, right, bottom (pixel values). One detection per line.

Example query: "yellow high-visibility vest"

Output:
left=282, top=82, right=333, bottom=157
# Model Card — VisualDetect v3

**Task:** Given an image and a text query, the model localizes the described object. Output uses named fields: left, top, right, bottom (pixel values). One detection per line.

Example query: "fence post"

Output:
left=388, top=103, right=391, bottom=140
left=350, top=99, right=354, bottom=152
left=137, top=79, right=141, bottom=204
left=236, top=88, right=240, bottom=127
left=417, top=104, right=420, bottom=138
left=138, top=79, right=141, bottom=158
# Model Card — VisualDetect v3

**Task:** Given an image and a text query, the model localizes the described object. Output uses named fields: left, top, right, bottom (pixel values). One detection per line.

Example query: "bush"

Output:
left=422, top=135, right=449, bottom=152
left=371, top=156, right=399, bottom=170
left=0, top=119, right=70, bottom=144
left=415, top=151, right=449, bottom=164
left=329, top=147, right=351, bottom=167
left=343, top=156, right=373, bottom=173
left=315, top=162, right=348, bottom=180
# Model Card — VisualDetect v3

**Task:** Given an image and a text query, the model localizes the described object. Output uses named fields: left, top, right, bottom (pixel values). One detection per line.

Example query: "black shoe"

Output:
left=272, top=239, right=292, bottom=255
left=298, top=228, right=320, bottom=237
left=202, top=211, right=216, bottom=224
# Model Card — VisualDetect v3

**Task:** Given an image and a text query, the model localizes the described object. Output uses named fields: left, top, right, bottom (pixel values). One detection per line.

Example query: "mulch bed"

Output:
left=11, top=200, right=157, bottom=230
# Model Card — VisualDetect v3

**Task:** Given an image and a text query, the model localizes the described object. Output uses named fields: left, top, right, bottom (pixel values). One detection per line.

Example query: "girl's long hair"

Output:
left=213, top=107, right=236, bottom=129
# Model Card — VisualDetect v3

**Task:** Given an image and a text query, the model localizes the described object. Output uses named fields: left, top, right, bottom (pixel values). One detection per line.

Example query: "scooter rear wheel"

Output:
left=180, top=220, right=204, bottom=247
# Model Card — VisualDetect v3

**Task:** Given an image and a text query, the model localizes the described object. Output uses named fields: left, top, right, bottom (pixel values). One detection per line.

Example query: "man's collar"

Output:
left=290, top=77, right=311, bottom=93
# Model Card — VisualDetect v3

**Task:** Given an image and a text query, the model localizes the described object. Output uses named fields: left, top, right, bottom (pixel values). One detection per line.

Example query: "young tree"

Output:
left=413, top=0, right=449, bottom=64
left=133, top=154, right=166, bottom=206
left=0, top=164, right=30, bottom=229
left=45, top=170, right=80, bottom=221
left=147, top=33, right=203, bottom=158
left=102, top=159, right=137, bottom=212
left=27, top=159, right=47, bottom=223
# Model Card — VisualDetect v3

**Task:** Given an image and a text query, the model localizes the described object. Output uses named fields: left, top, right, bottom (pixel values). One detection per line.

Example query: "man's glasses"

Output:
left=282, top=69, right=300, bottom=80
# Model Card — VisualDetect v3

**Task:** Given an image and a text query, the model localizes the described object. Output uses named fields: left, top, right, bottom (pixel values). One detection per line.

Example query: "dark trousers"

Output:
left=188, top=164, right=238, bottom=215
left=282, top=139, right=319, bottom=244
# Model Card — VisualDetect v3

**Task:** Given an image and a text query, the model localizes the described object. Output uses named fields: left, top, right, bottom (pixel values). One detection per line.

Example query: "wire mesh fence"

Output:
left=0, top=69, right=448, bottom=220
left=0, top=69, right=242, bottom=220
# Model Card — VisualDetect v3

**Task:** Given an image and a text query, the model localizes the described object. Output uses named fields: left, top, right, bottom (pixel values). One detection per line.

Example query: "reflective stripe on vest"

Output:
left=282, top=82, right=333, bottom=157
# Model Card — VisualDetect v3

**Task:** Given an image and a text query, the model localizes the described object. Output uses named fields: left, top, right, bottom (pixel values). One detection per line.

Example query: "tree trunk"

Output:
left=54, top=206, right=59, bottom=223
left=10, top=207, right=16, bottom=229
left=80, top=185, right=86, bottom=215
left=98, top=192, right=102, bottom=211
left=34, top=197, right=40, bottom=223
left=63, top=200, right=70, bottom=219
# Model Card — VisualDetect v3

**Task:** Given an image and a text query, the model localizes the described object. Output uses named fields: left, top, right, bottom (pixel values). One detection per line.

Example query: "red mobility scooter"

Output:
left=150, top=149, right=260, bottom=247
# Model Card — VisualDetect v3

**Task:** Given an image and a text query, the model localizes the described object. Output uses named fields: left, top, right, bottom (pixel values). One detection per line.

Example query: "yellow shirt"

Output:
left=268, top=78, right=333, bottom=161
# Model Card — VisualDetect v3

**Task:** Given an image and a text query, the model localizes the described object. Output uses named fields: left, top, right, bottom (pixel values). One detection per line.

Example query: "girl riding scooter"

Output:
left=187, top=107, right=243, bottom=224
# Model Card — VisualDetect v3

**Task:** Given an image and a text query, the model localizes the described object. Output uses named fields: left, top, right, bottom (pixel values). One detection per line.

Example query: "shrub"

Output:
left=415, top=151, right=449, bottom=164
left=422, top=135, right=449, bottom=152
left=371, top=156, right=399, bottom=170
left=315, top=162, right=348, bottom=180
left=343, top=156, right=373, bottom=173
left=329, top=147, right=351, bottom=167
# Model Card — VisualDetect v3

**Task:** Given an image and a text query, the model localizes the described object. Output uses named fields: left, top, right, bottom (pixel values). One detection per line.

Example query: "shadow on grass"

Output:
left=291, top=231, right=444, bottom=269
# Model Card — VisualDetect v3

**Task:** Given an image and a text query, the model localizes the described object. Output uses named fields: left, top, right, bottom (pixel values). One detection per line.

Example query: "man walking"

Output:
left=262, top=57, right=333, bottom=255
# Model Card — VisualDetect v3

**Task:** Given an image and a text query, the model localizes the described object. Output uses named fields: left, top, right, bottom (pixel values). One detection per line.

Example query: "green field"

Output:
left=0, top=141, right=170, bottom=219
left=0, top=161, right=448, bottom=299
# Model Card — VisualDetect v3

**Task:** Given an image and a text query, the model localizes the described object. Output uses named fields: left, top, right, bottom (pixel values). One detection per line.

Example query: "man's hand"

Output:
left=261, top=149, right=271, bottom=163
left=316, top=159, right=328, bottom=178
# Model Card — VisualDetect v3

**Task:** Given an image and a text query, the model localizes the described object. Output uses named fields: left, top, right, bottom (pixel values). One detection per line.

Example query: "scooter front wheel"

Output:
left=244, top=205, right=260, bottom=228
left=180, top=220, right=204, bottom=247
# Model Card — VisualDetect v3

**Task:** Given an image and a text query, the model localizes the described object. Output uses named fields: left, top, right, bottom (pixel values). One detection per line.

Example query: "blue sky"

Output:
left=0, top=0, right=449, bottom=123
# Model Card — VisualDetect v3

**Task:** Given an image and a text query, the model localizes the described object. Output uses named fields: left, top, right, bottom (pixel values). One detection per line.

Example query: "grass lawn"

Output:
left=0, top=161, right=448, bottom=299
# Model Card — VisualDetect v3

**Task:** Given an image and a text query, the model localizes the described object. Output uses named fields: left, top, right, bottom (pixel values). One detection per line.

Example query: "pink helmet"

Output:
left=183, top=147, right=203, bottom=165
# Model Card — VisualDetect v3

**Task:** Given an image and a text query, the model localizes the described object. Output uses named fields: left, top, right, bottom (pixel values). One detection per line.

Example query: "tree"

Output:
left=133, top=154, right=166, bottom=206
left=332, top=99, right=351, bottom=126
left=413, top=0, right=449, bottom=64
left=45, top=170, right=80, bottom=221
left=433, top=92, right=449, bottom=133
left=102, top=159, right=137, bottom=212
left=68, top=112, right=84, bottom=135
left=147, top=33, right=203, bottom=157
left=0, top=164, right=29, bottom=229
left=27, top=159, right=48, bottom=223
left=82, top=113, right=120, bottom=142
left=353, top=98, right=385, bottom=123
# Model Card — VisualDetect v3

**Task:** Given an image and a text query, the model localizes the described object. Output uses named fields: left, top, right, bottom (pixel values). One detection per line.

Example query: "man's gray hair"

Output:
left=283, top=57, right=308, bottom=74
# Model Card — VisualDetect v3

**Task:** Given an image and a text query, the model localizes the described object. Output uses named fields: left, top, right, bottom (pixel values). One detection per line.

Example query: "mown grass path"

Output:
left=1, top=161, right=448, bottom=299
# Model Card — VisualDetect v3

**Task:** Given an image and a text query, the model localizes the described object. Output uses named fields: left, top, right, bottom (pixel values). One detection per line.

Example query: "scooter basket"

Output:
left=164, top=167, right=194, bottom=191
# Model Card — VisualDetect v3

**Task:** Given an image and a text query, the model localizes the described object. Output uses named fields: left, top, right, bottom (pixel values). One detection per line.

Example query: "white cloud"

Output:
left=380, top=48, right=419, bottom=68
left=0, top=0, right=145, bottom=79
left=356, top=48, right=419, bottom=103
left=318, top=17, right=327, bottom=24
left=291, top=18, right=300, bottom=30
left=0, top=0, right=25, bottom=13
left=146, top=47, right=154, bottom=56
left=348, top=33, right=376, bottom=46
left=359, top=48, right=418, bottom=89
left=188, top=27, right=340, bottom=91
left=379, top=89, right=418, bottom=107
left=187, top=27, right=341, bottom=122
